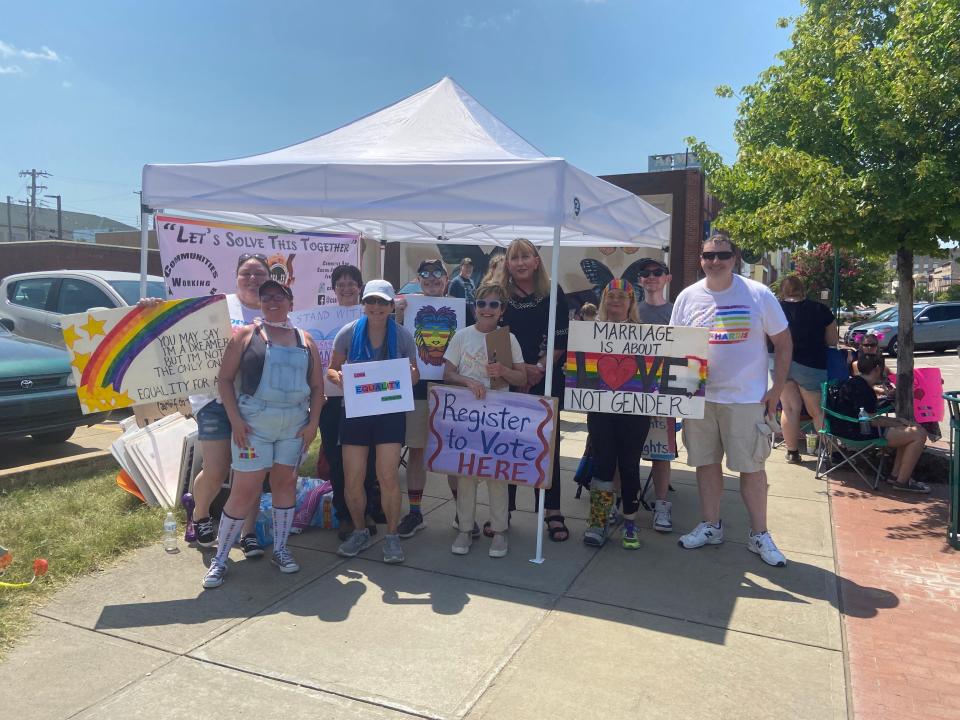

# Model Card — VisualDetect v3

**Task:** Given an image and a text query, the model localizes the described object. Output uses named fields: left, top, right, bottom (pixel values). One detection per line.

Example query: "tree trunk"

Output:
left=895, top=246, right=915, bottom=420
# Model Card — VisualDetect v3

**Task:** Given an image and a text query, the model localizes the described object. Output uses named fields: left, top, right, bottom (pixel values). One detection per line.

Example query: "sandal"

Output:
left=545, top=514, right=570, bottom=542
left=482, top=513, right=511, bottom=539
left=886, top=478, right=931, bottom=494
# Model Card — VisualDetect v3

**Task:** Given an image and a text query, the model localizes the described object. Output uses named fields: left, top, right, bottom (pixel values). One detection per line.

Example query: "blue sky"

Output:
left=1, top=0, right=801, bottom=228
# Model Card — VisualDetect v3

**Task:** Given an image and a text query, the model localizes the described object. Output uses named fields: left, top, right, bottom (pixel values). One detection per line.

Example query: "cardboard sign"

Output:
left=342, top=358, right=415, bottom=418
left=289, top=304, right=363, bottom=396
left=403, top=295, right=466, bottom=381
left=63, top=296, right=232, bottom=415
left=484, top=326, right=514, bottom=390
left=641, top=416, right=678, bottom=461
left=425, top=384, right=558, bottom=488
left=156, top=214, right=359, bottom=307
left=564, top=320, right=709, bottom=418
left=133, top=397, right=194, bottom=427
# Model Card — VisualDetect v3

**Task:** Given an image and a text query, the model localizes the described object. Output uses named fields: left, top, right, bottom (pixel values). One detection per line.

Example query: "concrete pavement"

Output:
left=0, top=411, right=853, bottom=720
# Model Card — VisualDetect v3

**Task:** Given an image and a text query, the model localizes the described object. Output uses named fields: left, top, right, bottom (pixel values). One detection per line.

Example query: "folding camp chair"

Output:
left=815, top=380, right=889, bottom=490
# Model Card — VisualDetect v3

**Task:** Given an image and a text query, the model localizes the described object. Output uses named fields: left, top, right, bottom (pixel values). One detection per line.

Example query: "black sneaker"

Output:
left=240, top=534, right=264, bottom=559
left=195, top=516, right=216, bottom=548
left=785, top=449, right=802, bottom=464
left=397, top=512, right=425, bottom=538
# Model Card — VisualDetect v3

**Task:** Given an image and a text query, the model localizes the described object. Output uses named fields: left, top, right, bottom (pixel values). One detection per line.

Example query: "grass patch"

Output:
left=0, top=439, right=323, bottom=658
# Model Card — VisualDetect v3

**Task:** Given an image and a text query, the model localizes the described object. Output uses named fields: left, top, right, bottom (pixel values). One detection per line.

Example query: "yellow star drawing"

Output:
left=62, top=324, right=82, bottom=349
left=80, top=314, right=107, bottom=340
left=71, top=351, right=90, bottom=373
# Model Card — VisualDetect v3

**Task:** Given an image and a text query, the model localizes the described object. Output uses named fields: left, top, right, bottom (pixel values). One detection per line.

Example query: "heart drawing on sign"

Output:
left=597, top=355, right=638, bottom=391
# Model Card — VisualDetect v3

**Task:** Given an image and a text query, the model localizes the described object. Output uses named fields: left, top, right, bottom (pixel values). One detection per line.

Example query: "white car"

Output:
left=0, top=270, right=165, bottom=347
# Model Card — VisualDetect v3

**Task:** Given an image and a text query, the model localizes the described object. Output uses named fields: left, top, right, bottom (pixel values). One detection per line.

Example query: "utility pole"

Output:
left=44, top=194, right=62, bottom=239
left=134, top=190, right=143, bottom=230
left=18, top=168, right=51, bottom=241
left=5, top=196, right=12, bottom=242
left=18, top=200, right=32, bottom=241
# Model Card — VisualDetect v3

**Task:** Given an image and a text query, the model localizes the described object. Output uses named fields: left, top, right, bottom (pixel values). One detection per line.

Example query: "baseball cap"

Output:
left=417, top=258, right=446, bottom=274
left=258, top=279, right=293, bottom=299
left=362, top=279, right=396, bottom=302
left=636, top=257, right=669, bottom=272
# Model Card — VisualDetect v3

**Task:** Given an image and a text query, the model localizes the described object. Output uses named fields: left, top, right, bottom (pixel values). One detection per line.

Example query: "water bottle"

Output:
left=858, top=407, right=871, bottom=434
left=163, top=512, right=179, bottom=553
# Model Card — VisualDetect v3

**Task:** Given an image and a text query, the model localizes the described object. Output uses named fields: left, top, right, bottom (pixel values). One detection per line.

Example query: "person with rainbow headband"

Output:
left=582, top=279, right=652, bottom=549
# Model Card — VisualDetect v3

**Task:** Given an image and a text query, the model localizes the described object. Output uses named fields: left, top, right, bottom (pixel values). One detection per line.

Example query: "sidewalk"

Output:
left=1, top=410, right=941, bottom=719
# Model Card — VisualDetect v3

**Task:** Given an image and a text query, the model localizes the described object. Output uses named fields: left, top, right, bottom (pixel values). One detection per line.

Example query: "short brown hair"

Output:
left=475, top=282, right=506, bottom=304
left=702, top=233, right=739, bottom=255
left=779, top=275, right=805, bottom=299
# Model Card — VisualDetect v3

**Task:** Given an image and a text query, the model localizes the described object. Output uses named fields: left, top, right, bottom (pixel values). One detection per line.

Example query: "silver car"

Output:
left=0, top=270, right=165, bottom=347
left=847, top=302, right=960, bottom=356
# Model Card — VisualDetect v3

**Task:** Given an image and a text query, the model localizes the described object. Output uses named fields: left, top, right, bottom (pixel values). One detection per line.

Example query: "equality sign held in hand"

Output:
left=342, top=358, right=415, bottom=418
left=564, top=320, right=709, bottom=419
left=425, top=384, right=558, bottom=488
left=62, top=296, right=232, bottom=415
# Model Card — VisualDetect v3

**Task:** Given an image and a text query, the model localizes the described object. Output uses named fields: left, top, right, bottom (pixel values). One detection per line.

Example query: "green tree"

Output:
left=936, top=283, right=960, bottom=301
left=790, top=243, right=890, bottom=307
left=689, top=0, right=960, bottom=417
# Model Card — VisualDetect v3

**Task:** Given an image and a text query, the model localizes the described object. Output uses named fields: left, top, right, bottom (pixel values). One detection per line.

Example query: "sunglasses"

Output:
left=363, top=296, right=391, bottom=306
left=701, top=251, right=734, bottom=261
left=475, top=299, right=502, bottom=310
left=860, top=343, right=878, bottom=348
left=238, top=252, right=268, bottom=265
left=418, top=269, right=446, bottom=279
left=638, top=268, right=665, bottom=278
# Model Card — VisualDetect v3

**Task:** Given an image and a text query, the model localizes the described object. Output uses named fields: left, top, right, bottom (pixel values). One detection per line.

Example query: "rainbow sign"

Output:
left=62, top=297, right=232, bottom=414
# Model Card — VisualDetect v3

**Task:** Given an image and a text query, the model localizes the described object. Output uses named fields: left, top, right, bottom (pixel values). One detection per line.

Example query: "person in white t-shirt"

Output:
left=669, top=234, right=793, bottom=567
left=442, top=283, right=526, bottom=558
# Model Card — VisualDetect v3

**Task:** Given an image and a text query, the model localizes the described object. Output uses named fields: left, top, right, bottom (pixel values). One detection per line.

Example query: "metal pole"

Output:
left=139, top=208, right=150, bottom=298
left=5, top=197, right=11, bottom=242
left=832, top=246, right=840, bottom=316
left=44, top=194, right=62, bottom=238
left=530, top=224, right=562, bottom=565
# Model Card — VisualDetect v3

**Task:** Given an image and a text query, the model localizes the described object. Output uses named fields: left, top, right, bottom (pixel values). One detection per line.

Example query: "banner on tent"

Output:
left=63, top=296, right=232, bottom=415
left=290, top=304, right=363, bottom=396
left=564, top=320, right=709, bottom=418
left=425, top=384, right=558, bottom=488
left=402, top=295, right=465, bottom=381
left=155, top=214, right=360, bottom=307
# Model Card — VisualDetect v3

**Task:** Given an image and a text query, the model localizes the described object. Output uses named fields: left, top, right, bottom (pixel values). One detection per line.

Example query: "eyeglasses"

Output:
left=638, top=268, right=665, bottom=278
left=418, top=269, right=446, bottom=279
left=475, top=299, right=502, bottom=310
left=260, top=292, right=289, bottom=302
left=701, top=251, right=734, bottom=261
left=363, top=296, right=391, bottom=306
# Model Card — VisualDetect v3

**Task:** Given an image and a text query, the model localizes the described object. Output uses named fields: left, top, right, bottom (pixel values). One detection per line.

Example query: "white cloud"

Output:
left=0, top=40, right=61, bottom=62
left=459, top=9, right=519, bottom=31
left=0, top=65, right=23, bottom=75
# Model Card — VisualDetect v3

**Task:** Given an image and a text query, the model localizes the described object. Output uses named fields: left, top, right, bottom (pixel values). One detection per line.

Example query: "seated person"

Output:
left=851, top=334, right=895, bottom=402
left=830, top=354, right=930, bottom=493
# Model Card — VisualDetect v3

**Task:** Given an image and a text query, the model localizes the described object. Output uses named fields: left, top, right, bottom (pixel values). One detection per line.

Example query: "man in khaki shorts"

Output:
left=669, top=234, right=792, bottom=566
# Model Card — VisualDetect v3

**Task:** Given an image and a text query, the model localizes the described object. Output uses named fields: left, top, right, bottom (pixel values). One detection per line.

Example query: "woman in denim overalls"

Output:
left=202, top=280, right=325, bottom=589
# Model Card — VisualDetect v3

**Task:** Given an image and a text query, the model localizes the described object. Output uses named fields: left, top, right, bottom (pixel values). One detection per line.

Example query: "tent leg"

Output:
left=139, top=210, right=150, bottom=297
left=530, top=224, right=562, bottom=565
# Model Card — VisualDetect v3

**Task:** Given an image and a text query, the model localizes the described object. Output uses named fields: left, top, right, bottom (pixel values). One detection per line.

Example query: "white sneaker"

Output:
left=488, top=533, right=508, bottom=558
left=748, top=531, right=787, bottom=567
left=202, top=562, right=226, bottom=589
left=653, top=500, right=673, bottom=533
left=678, top=521, right=724, bottom=549
left=451, top=532, right=472, bottom=555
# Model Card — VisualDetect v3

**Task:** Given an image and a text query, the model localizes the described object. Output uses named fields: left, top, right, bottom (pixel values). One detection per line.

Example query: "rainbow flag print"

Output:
left=709, top=305, right=751, bottom=344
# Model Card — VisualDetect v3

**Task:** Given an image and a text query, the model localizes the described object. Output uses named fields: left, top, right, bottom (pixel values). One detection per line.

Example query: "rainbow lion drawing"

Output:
left=414, top=305, right=458, bottom=366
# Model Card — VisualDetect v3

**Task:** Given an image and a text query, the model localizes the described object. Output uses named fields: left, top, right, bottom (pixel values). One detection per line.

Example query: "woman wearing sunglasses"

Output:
left=328, top=280, right=420, bottom=563
left=852, top=333, right=895, bottom=401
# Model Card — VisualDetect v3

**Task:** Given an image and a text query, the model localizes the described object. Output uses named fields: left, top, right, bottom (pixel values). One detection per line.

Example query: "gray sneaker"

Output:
left=583, top=525, right=607, bottom=547
left=201, top=561, right=226, bottom=589
left=382, top=534, right=404, bottom=563
left=397, top=512, right=425, bottom=538
left=337, top=528, right=371, bottom=558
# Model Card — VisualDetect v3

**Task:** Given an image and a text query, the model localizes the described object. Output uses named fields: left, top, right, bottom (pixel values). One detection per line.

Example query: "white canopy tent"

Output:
left=141, top=77, right=671, bottom=562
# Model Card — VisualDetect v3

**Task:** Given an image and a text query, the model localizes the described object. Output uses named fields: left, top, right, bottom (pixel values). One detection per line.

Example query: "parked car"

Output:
left=846, top=302, right=960, bottom=356
left=843, top=304, right=926, bottom=345
left=0, top=270, right=165, bottom=347
left=0, top=324, right=108, bottom=443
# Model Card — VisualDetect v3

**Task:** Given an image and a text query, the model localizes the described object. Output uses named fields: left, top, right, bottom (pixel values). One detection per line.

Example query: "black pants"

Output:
left=586, top=412, right=650, bottom=515
left=318, top=398, right=380, bottom=519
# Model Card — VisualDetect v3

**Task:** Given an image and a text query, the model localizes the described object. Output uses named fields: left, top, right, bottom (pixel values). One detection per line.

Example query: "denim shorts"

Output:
left=231, top=395, right=309, bottom=472
left=786, top=361, right=828, bottom=392
left=196, top=400, right=231, bottom=441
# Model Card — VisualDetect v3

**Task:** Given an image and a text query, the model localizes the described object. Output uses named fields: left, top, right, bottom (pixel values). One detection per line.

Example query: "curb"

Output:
left=0, top=450, right=116, bottom=492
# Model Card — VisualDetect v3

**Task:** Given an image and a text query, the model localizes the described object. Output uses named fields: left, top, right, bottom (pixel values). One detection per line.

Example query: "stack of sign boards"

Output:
left=111, top=413, right=202, bottom=508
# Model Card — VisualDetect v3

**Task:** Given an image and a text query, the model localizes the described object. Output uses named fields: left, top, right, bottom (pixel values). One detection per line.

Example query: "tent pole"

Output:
left=379, top=223, right=387, bottom=279
left=530, top=224, right=562, bottom=565
left=139, top=207, right=151, bottom=297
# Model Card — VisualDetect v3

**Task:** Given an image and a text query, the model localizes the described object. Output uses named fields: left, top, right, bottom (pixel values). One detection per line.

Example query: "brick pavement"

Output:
left=830, top=477, right=960, bottom=720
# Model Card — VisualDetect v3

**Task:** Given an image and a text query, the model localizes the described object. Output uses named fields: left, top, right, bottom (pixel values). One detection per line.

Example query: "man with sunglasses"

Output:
left=635, top=258, right=678, bottom=533
left=670, top=234, right=793, bottom=567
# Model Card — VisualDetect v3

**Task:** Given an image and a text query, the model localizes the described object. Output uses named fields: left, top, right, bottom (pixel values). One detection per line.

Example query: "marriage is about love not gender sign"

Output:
left=156, top=214, right=360, bottom=307
left=564, top=320, right=709, bottom=418
left=63, top=296, right=232, bottom=414
left=425, top=384, right=558, bottom=488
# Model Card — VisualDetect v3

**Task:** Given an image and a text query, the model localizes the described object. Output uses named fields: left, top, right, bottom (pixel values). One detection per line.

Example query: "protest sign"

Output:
left=156, top=214, right=360, bottom=307
left=342, top=358, right=415, bottom=418
left=133, top=397, right=194, bottom=427
left=402, top=295, right=465, bottom=381
left=641, top=417, right=678, bottom=461
left=62, top=296, right=232, bottom=415
left=564, top=320, right=709, bottom=418
left=289, top=304, right=363, bottom=396
left=425, top=384, right=558, bottom=488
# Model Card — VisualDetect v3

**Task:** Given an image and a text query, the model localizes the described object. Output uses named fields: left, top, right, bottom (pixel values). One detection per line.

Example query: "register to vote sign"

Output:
left=425, top=384, right=558, bottom=488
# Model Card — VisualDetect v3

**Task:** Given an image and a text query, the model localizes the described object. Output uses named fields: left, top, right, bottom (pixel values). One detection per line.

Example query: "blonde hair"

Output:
left=597, top=286, right=639, bottom=323
left=481, top=253, right=505, bottom=285
left=499, top=238, right=552, bottom=298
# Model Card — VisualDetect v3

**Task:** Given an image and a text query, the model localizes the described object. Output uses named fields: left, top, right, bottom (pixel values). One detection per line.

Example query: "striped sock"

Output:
left=408, top=490, right=423, bottom=516
left=213, top=512, right=245, bottom=567
left=272, top=505, right=295, bottom=553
